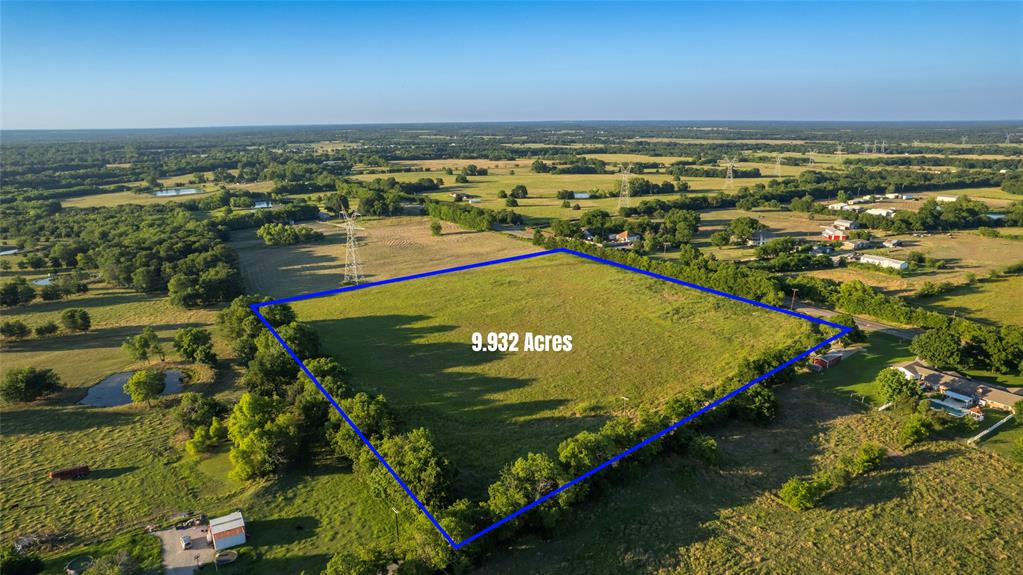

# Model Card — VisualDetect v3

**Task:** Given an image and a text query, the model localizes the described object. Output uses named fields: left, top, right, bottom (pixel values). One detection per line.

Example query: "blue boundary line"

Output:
left=250, top=248, right=851, bottom=549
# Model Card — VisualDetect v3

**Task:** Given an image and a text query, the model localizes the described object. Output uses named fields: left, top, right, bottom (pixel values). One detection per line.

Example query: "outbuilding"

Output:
left=207, top=512, right=246, bottom=550
left=832, top=219, right=858, bottom=230
left=822, top=227, right=848, bottom=241
left=859, top=254, right=908, bottom=271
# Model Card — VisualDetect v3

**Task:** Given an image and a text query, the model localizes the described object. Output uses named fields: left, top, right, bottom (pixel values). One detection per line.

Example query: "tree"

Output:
left=227, top=392, right=300, bottom=480
left=174, top=392, right=227, bottom=431
left=123, top=369, right=165, bottom=407
left=0, top=320, right=30, bottom=339
left=829, top=313, right=866, bottom=344
left=0, top=277, right=36, bottom=307
left=60, top=308, right=91, bottom=332
left=324, top=192, right=350, bottom=218
left=710, top=231, right=730, bottom=247
left=0, top=367, right=62, bottom=403
left=173, top=327, right=217, bottom=365
left=910, top=329, right=961, bottom=369
left=0, top=545, right=44, bottom=575
left=430, top=220, right=442, bottom=236
left=122, top=326, right=164, bottom=362
left=557, top=430, right=614, bottom=476
left=876, top=368, right=921, bottom=404
left=329, top=393, right=395, bottom=462
left=505, top=197, right=518, bottom=207
left=734, top=383, right=777, bottom=422
left=364, top=428, right=450, bottom=507
left=486, top=452, right=566, bottom=529
left=1014, top=401, right=1023, bottom=425
left=727, top=217, right=763, bottom=244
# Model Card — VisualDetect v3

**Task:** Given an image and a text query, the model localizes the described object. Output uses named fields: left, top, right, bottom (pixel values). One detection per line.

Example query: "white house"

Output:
left=832, top=219, right=858, bottom=230
left=935, top=196, right=958, bottom=203
left=208, top=512, right=246, bottom=550
left=860, top=254, right=908, bottom=271
left=827, top=203, right=848, bottom=211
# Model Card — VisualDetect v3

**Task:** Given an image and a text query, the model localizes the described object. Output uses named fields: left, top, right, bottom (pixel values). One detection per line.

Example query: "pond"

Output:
left=32, top=277, right=53, bottom=286
left=153, top=187, right=201, bottom=197
left=79, top=370, right=185, bottom=407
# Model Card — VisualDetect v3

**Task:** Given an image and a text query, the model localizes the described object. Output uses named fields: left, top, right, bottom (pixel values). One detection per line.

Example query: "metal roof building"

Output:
left=207, top=511, right=246, bottom=550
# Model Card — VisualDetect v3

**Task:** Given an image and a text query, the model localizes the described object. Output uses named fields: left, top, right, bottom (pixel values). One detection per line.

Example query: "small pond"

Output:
left=153, top=188, right=201, bottom=197
left=79, top=370, right=185, bottom=407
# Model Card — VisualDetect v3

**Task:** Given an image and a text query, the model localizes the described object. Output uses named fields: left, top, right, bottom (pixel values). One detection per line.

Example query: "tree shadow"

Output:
left=84, top=465, right=139, bottom=480
left=245, top=516, right=321, bottom=548
left=305, top=314, right=612, bottom=500
left=474, top=383, right=867, bottom=574
left=0, top=406, right=137, bottom=435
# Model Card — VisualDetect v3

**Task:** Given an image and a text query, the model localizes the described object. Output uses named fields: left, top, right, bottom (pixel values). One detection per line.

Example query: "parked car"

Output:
left=180, top=535, right=192, bottom=550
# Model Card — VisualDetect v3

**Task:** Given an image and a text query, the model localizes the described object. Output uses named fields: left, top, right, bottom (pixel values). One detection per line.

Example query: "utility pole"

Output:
left=790, top=288, right=799, bottom=310
left=725, top=157, right=735, bottom=187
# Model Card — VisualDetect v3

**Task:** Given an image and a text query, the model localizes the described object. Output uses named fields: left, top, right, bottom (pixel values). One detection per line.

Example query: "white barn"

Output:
left=207, top=511, right=246, bottom=550
left=860, top=254, right=908, bottom=271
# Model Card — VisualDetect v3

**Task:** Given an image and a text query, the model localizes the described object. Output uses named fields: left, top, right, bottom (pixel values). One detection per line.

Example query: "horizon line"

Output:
left=3, top=118, right=1023, bottom=133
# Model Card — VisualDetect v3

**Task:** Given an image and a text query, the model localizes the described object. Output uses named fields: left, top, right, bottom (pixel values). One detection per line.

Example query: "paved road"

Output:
left=793, top=303, right=921, bottom=341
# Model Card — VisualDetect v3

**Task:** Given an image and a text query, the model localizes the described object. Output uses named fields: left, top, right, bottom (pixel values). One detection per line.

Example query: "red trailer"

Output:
left=49, top=466, right=90, bottom=480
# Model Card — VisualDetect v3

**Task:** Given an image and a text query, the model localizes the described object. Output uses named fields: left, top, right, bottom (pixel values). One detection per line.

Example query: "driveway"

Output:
left=153, top=525, right=215, bottom=575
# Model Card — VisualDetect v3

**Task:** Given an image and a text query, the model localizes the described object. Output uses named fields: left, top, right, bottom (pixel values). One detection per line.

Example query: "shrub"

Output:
left=174, top=392, right=227, bottom=431
left=34, top=321, right=59, bottom=337
left=899, top=412, right=933, bottom=447
left=0, top=367, right=62, bottom=403
left=779, top=477, right=817, bottom=511
left=60, top=308, right=91, bottom=332
left=849, top=442, right=886, bottom=476
left=0, top=320, right=30, bottom=339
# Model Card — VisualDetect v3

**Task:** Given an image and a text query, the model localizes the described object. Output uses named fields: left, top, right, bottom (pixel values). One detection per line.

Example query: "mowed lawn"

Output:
left=291, top=252, right=817, bottom=499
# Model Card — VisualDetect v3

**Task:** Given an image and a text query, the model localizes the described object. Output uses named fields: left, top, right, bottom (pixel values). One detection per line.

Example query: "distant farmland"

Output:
left=290, top=252, right=817, bottom=499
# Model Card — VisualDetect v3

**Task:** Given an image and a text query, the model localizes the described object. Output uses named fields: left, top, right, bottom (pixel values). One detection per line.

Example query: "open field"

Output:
left=474, top=377, right=1023, bottom=575
left=806, top=230, right=1023, bottom=296
left=291, top=252, right=817, bottom=499
left=231, top=216, right=539, bottom=298
left=0, top=285, right=218, bottom=395
left=349, top=169, right=757, bottom=223
left=920, top=275, right=1023, bottom=327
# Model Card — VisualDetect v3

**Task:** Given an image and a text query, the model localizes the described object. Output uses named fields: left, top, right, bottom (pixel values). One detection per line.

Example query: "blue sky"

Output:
left=2, top=1, right=1021, bottom=129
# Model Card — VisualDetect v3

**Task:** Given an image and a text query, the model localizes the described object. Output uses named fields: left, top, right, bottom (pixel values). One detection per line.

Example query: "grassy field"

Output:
left=473, top=373, right=1023, bottom=575
left=919, top=275, right=1023, bottom=327
left=290, top=252, right=817, bottom=500
left=806, top=230, right=1023, bottom=296
left=231, top=216, right=539, bottom=298
left=349, top=169, right=754, bottom=224
left=0, top=285, right=219, bottom=394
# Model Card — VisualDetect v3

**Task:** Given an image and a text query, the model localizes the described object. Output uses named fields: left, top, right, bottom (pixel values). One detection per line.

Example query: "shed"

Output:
left=822, top=227, right=848, bottom=241
left=832, top=219, right=858, bottom=230
left=208, top=512, right=246, bottom=550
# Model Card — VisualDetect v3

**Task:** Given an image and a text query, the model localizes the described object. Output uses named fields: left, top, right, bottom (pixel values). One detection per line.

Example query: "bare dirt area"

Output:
left=232, top=216, right=540, bottom=298
left=154, top=525, right=215, bottom=575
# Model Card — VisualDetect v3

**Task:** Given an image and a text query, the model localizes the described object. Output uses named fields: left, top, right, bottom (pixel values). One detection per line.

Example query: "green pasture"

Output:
left=290, top=252, right=817, bottom=499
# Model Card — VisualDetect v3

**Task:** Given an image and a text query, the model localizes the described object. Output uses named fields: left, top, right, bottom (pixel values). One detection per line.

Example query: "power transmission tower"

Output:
left=872, top=140, right=878, bottom=153
left=1008, top=133, right=1012, bottom=145
left=341, top=209, right=362, bottom=285
left=724, top=157, right=735, bottom=187
left=863, top=143, right=870, bottom=154
left=881, top=140, right=886, bottom=154
left=775, top=155, right=783, bottom=178
left=617, top=164, right=631, bottom=209
left=961, top=136, right=967, bottom=145
left=835, top=144, right=844, bottom=155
